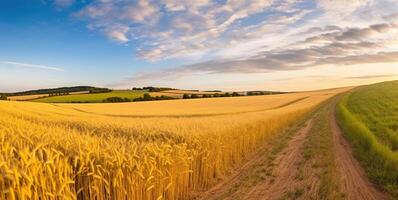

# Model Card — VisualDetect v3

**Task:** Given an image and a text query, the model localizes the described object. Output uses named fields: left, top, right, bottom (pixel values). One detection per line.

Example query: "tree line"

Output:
left=102, top=94, right=176, bottom=103
left=132, top=87, right=175, bottom=92
left=2, top=86, right=112, bottom=97
left=182, top=92, right=242, bottom=99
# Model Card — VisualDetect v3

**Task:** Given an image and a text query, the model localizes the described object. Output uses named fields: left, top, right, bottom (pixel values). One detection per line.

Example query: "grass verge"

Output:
left=336, top=94, right=398, bottom=197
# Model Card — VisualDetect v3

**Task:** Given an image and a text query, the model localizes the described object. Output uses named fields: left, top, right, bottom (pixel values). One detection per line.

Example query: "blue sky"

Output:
left=0, top=0, right=166, bottom=91
left=1, top=0, right=398, bottom=92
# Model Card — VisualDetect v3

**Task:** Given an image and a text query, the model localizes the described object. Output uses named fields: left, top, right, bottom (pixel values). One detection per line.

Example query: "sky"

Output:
left=0, top=0, right=398, bottom=92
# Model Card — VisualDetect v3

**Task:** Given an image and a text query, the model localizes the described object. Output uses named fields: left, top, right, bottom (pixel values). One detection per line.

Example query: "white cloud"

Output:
left=75, top=0, right=279, bottom=60
left=2, top=61, right=65, bottom=72
left=104, top=25, right=130, bottom=42
left=316, top=0, right=370, bottom=13
left=161, top=0, right=211, bottom=12
left=121, top=0, right=158, bottom=23
left=73, top=0, right=398, bottom=85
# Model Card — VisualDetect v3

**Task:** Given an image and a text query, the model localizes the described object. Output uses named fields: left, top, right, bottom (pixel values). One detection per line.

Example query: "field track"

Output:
left=198, top=97, right=388, bottom=200
left=195, top=118, right=314, bottom=200
left=331, top=110, right=387, bottom=200
left=244, top=118, right=313, bottom=200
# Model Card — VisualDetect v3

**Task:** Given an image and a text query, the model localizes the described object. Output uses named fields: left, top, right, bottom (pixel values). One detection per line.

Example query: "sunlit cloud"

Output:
left=73, top=0, right=398, bottom=86
left=344, top=74, right=398, bottom=79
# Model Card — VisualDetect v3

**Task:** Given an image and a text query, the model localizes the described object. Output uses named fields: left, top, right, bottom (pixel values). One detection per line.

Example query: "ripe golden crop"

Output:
left=0, top=88, right=348, bottom=199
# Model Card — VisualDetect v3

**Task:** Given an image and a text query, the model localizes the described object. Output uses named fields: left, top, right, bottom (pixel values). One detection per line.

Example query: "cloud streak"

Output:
left=2, top=61, right=65, bottom=72
left=344, top=74, right=398, bottom=79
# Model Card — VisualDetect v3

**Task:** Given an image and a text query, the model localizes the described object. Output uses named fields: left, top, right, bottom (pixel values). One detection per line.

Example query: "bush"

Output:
left=89, top=88, right=112, bottom=94
left=222, top=93, right=231, bottom=97
left=143, top=93, right=151, bottom=100
left=183, top=94, right=190, bottom=99
left=0, top=95, right=7, bottom=100
left=142, top=87, right=174, bottom=92
left=232, top=92, right=240, bottom=97
left=103, top=97, right=131, bottom=103
left=134, top=94, right=176, bottom=102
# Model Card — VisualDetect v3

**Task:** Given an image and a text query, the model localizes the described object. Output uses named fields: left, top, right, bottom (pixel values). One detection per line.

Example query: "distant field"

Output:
left=33, top=90, right=144, bottom=103
left=70, top=90, right=90, bottom=95
left=7, top=91, right=90, bottom=101
left=7, top=94, right=49, bottom=101
left=149, top=92, right=184, bottom=98
left=59, top=89, right=346, bottom=117
left=337, top=81, right=398, bottom=197
left=161, top=90, right=225, bottom=95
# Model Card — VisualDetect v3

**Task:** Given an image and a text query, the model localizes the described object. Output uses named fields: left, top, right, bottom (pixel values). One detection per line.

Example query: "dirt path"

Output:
left=330, top=110, right=388, bottom=200
left=244, top=119, right=313, bottom=200
left=195, top=116, right=314, bottom=200
left=197, top=99, right=388, bottom=200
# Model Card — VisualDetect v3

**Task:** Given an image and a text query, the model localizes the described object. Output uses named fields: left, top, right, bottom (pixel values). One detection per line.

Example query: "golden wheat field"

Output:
left=0, top=88, right=348, bottom=200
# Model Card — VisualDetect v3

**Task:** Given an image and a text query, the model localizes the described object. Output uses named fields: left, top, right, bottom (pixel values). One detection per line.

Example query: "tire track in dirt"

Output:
left=243, top=119, right=314, bottom=200
left=331, top=109, right=388, bottom=200
left=195, top=117, right=314, bottom=200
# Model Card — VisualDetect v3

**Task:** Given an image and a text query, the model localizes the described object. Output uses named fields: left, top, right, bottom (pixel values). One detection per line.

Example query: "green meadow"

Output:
left=33, top=90, right=145, bottom=103
left=336, top=81, right=398, bottom=197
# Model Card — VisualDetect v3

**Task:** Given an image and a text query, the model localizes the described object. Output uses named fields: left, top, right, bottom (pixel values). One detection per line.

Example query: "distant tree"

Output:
left=103, top=97, right=129, bottom=103
left=232, top=92, right=240, bottom=97
left=190, top=94, right=199, bottom=98
left=133, top=94, right=176, bottom=102
left=223, top=93, right=231, bottom=97
left=183, top=94, right=190, bottom=99
left=205, top=90, right=222, bottom=92
left=143, top=93, right=152, bottom=100
left=247, top=91, right=258, bottom=96
left=143, top=87, right=174, bottom=92
left=89, top=88, right=112, bottom=94
left=202, top=94, right=210, bottom=98
left=102, top=97, right=131, bottom=103
left=0, top=95, right=7, bottom=100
